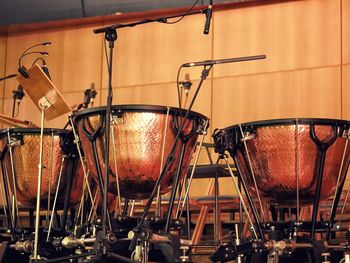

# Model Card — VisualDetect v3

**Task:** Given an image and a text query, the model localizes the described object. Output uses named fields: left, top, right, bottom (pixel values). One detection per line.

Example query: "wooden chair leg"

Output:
left=191, top=178, right=215, bottom=247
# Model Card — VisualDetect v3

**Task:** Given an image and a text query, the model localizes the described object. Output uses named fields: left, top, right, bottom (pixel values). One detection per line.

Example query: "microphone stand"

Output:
left=93, top=9, right=206, bottom=34
left=92, top=8, right=211, bottom=260
left=92, top=27, right=117, bottom=260
left=93, top=7, right=266, bottom=260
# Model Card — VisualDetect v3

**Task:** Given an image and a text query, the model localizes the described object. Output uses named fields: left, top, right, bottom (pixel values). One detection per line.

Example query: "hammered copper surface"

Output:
left=77, top=110, right=201, bottom=200
left=1, top=129, right=84, bottom=207
left=229, top=121, right=350, bottom=207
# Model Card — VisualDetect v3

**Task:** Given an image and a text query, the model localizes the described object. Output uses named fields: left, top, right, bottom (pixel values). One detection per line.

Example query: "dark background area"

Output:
left=0, top=0, right=248, bottom=26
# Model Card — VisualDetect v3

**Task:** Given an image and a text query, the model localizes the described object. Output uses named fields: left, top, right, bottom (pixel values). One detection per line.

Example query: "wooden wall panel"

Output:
left=0, top=36, right=6, bottom=101
left=101, top=14, right=213, bottom=89
left=213, top=0, right=341, bottom=78
left=212, top=66, right=341, bottom=129
left=343, top=0, right=350, bottom=64
left=4, top=25, right=104, bottom=98
left=100, top=80, right=212, bottom=119
left=342, top=64, right=350, bottom=120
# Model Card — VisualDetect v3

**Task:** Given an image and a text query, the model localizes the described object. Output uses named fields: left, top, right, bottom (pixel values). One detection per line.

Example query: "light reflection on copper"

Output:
left=76, top=107, right=205, bottom=200
left=0, top=129, right=84, bottom=207
left=227, top=120, right=350, bottom=207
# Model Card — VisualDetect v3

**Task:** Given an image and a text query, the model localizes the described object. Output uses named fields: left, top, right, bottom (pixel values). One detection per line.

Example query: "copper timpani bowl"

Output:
left=214, top=119, right=350, bottom=206
left=0, top=128, right=84, bottom=207
left=73, top=105, right=208, bottom=200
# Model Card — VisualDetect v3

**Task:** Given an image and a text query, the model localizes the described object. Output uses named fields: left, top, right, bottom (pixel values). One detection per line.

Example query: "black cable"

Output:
left=32, top=57, right=46, bottom=67
left=81, top=0, right=86, bottom=17
left=176, top=65, right=184, bottom=109
left=160, top=0, right=201, bottom=24
left=18, top=51, right=48, bottom=68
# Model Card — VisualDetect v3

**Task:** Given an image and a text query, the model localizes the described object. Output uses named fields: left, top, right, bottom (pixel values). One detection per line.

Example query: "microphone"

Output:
left=82, top=83, right=97, bottom=108
left=41, top=60, right=51, bottom=80
left=18, top=51, right=49, bottom=78
left=13, top=85, right=25, bottom=101
left=181, top=54, right=266, bottom=67
left=203, top=0, right=213, bottom=34
left=20, top=42, right=51, bottom=60
left=90, top=83, right=97, bottom=107
left=83, top=89, right=91, bottom=108
left=179, top=73, right=192, bottom=95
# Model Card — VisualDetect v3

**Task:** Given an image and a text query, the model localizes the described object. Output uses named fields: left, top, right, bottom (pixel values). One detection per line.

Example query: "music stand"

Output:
left=17, top=64, right=71, bottom=260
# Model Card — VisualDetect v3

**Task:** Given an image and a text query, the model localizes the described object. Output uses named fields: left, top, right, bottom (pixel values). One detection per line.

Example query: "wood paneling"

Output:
left=100, top=80, right=212, bottom=119
left=342, top=64, right=350, bottom=120
left=4, top=25, right=104, bottom=98
left=343, top=0, right=350, bottom=64
left=0, top=36, right=6, bottom=101
left=213, top=0, right=341, bottom=78
left=212, top=66, right=341, bottom=129
left=101, top=13, right=213, bottom=89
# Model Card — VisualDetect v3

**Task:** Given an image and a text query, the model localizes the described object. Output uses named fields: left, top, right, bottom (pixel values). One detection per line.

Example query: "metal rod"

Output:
left=164, top=142, right=187, bottom=232
left=7, top=131, right=20, bottom=226
left=295, top=120, right=300, bottom=222
left=129, top=200, right=135, bottom=217
left=60, top=156, right=76, bottom=233
left=88, top=187, right=99, bottom=223
left=239, top=124, right=266, bottom=222
left=0, top=148, right=15, bottom=239
left=214, top=168, right=219, bottom=244
left=179, top=119, right=209, bottom=216
left=33, top=106, right=46, bottom=260
left=223, top=155, right=258, bottom=239
left=92, top=140, right=112, bottom=231
left=46, top=132, right=54, bottom=227
left=110, top=120, right=122, bottom=216
left=156, top=107, right=170, bottom=217
left=329, top=131, right=349, bottom=217
left=186, top=179, right=191, bottom=241
left=0, top=174, right=9, bottom=227
left=47, top=156, right=65, bottom=241
left=69, top=117, right=95, bottom=206
left=232, top=153, right=264, bottom=239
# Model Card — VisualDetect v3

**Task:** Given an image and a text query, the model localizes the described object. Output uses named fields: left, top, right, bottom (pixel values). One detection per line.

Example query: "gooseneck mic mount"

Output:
left=18, top=41, right=51, bottom=78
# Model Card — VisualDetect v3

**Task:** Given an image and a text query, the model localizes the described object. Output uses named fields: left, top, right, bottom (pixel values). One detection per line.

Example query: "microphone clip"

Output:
left=18, top=66, right=29, bottom=78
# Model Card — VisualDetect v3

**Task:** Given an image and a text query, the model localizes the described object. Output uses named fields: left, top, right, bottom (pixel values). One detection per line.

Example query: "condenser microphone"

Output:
left=179, top=73, right=192, bottom=95
left=182, top=55, right=266, bottom=67
left=90, top=83, right=97, bottom=107
left=83, top=88, right=91, bottom=108
left=203, top=0, right=213, bottom=34
left=41, top=60, right=51, bottom=80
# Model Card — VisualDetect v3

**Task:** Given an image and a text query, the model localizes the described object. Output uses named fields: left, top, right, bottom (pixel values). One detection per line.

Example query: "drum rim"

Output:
left=221, top=118, right=350, bottom=131
left=72, top=104, right=209, bottom=121
left=0, top=128, right=68, bottom=137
